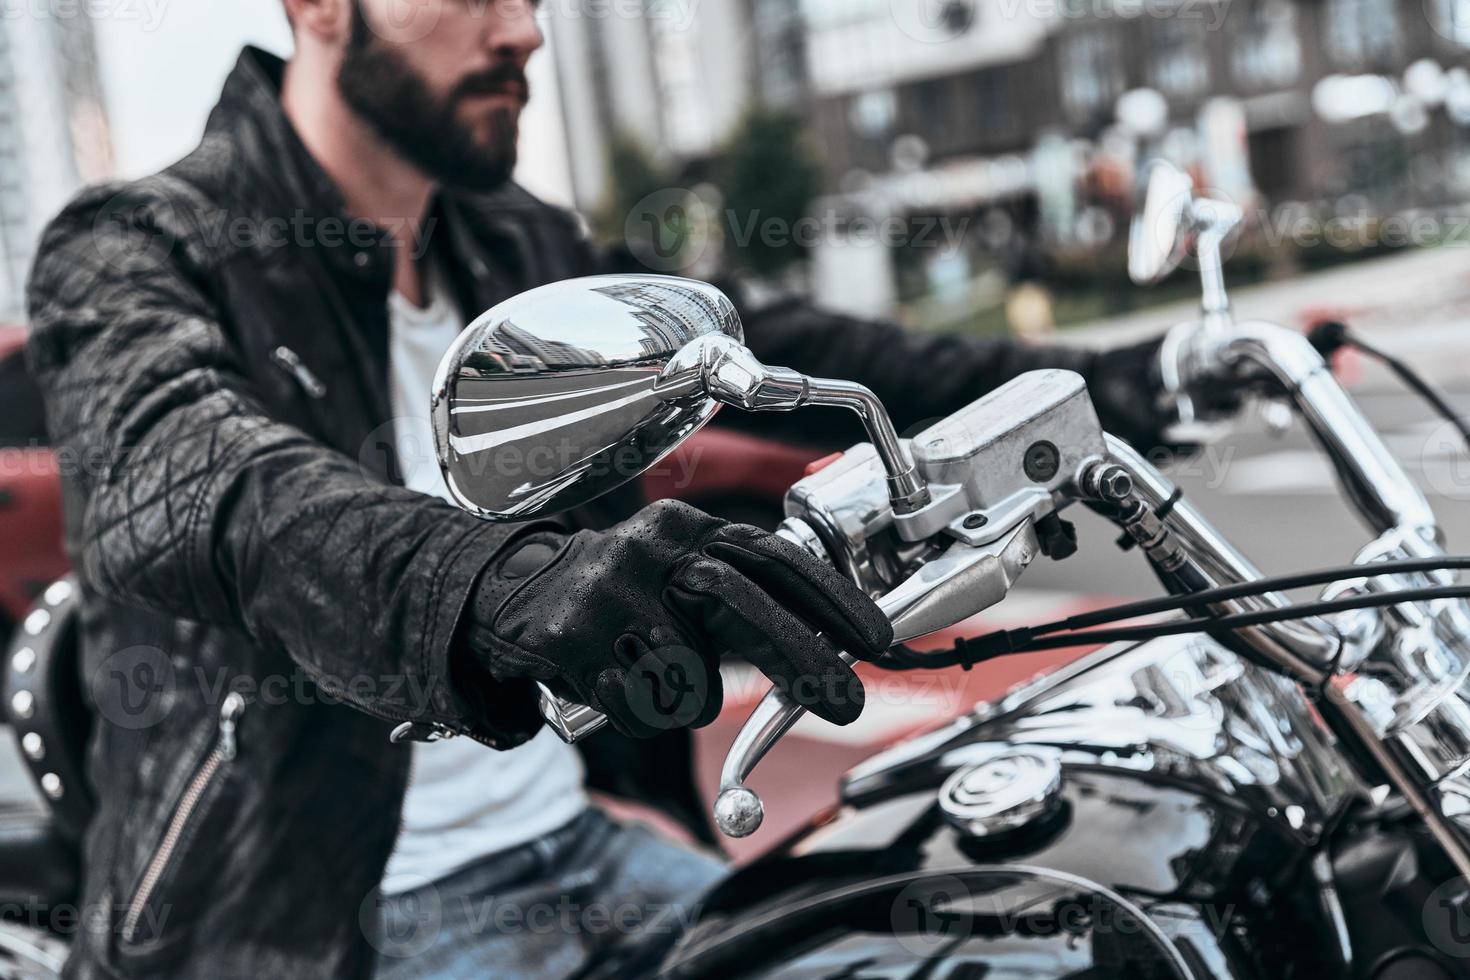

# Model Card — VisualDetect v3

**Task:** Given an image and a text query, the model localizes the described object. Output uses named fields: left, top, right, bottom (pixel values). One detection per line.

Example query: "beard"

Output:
left=336, top=2, right=526, bottom=191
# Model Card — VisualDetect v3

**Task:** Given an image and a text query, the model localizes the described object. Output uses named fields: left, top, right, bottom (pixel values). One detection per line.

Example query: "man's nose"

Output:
left=484, top=0, right=544, bottom=62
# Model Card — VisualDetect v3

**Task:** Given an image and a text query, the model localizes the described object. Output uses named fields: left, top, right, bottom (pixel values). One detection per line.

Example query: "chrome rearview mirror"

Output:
left=1128, top=159, right=1195, bottom=286
left=1129, top=159, right=1243, bottom=318
left=434, top=274, right=930, bottom=523
left=431, top=274, right=744, bottom=520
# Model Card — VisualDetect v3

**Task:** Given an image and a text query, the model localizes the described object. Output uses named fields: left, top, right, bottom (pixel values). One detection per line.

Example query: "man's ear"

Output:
left=282, top=0, right=353, bottom=43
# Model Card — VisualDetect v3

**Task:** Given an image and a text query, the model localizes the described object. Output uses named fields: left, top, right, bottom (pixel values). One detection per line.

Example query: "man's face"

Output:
left=337, top=0, right=543, bottom=191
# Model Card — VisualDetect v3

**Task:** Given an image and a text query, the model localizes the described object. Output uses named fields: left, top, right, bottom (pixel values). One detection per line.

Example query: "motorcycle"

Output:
left=0, top=327, right=64, bottom=639
left=5, top=159, right=1470, bottom=977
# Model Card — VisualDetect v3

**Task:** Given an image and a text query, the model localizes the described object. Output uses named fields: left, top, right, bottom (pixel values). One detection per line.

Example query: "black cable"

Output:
left=881, top=583, right=1470, bottom=671
left=1015, top=584, right=1468, bottom=649
left=1309, top=320, right=1470, bottom=452
left=889, top=555, right=1470, bottom=671
left=1027, top=555, right=1470, bottom=637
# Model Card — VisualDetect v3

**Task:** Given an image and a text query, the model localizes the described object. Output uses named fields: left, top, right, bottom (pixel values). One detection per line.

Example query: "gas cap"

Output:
left=939, top=748, right=1062, bottom=839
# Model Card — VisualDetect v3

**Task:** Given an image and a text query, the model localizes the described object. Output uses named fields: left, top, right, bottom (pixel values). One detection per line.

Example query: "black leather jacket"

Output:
left=26, top=47, right=1102, bottom=979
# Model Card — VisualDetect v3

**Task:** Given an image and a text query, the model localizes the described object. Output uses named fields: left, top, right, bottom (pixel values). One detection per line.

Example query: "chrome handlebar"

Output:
left=533, top=686, right=609, bottom=743
left=539, top=315, right=1455, bottom=846
left=1164, top=318, right=1439, bottom=542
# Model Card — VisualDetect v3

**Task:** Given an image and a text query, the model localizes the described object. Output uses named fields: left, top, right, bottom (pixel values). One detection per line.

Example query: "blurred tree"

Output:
left=716, top=109, right=823, bottom=278
left=591, top=134, right=674, bottom=245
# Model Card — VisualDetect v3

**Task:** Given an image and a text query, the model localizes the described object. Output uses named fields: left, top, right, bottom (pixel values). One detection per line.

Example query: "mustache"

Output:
left=454, top=65, right=531, bottom=104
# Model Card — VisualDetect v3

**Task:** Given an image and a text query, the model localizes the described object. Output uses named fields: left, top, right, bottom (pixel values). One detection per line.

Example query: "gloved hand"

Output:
left=461, top=500, right=893, bottom=738
left=1089, top=334, right=1244, bottom=461
left=1085, top=335, right=1174, bottom=456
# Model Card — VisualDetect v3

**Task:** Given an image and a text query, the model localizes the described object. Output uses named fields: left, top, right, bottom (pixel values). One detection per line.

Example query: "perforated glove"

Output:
left=1084, top=335, right=1172, bottom=455
left=1088, top=334, right=1241, bottom=460
left=461, top=500, right=893, bottom=738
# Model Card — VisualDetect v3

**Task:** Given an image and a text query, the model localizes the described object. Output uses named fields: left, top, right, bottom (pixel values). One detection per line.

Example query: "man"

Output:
left=26, top=1, right=1174, bottom=977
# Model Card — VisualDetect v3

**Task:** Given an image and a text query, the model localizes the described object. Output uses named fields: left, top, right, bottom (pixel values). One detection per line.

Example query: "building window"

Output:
left=1151, top=19, right=1209, bottom=98
left=913, top=77, right=954, bottom=136
left=1060, top=30, right=1123, bottom=120
left=976, top=67, right=1015, bottom=136
left=1325, top=0, right=1400, bottom=66
left=1233, top=0, right=1301, bottom=89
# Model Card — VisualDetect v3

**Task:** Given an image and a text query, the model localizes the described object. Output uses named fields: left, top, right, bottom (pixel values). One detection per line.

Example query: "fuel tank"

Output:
left=663, top=634, right=1367, bottom=979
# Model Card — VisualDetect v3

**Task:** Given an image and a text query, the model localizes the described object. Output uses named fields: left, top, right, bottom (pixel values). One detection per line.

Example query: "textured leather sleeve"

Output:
left=25, top=178, right=540, bottom=747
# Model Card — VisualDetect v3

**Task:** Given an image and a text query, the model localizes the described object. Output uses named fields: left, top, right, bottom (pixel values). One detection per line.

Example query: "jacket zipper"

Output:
left=121, top=693, right=245, bottom=944
left=271, top=346, right=328, bottom=399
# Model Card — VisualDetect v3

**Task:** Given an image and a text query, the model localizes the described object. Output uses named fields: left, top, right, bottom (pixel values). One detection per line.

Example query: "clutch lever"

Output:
left=538, top=518, right=1040, bottom=840
left=713, top=521, right=1040, bottom=838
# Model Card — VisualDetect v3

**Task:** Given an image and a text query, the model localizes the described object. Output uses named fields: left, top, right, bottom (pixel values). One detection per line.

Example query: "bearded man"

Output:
left=25, top=1, right=1174, bottom=976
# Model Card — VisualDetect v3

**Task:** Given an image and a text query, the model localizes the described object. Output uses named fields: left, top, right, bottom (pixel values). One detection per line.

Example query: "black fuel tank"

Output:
left=662, top=766, right=1341, bottom=979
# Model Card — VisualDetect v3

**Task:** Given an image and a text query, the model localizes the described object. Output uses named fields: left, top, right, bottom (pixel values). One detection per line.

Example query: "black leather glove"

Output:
left=1086, top=335, right=1172, bottom=455
left=461, top=500, right=893, bottom=738
left=1088, top=334, right=1242, bottom=461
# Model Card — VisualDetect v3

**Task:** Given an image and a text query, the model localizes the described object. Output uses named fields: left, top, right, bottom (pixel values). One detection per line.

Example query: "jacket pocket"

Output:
left=117, top=692, right=245, bottom=954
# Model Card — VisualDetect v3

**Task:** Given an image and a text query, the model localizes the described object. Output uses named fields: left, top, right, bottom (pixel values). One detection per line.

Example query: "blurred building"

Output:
left=805, top=0, right=1470, bottom=221
left=0, top=8, right=113, bottom=319
left=550, top=1, right=807, bottom=211
left=550, top=0, right=1470, bottom=312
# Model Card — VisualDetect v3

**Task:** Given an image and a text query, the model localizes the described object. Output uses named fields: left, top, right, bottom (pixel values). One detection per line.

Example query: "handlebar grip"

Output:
left=534, top=519, right=828, bottom=744
left=535, top=683, right=608, bottom=743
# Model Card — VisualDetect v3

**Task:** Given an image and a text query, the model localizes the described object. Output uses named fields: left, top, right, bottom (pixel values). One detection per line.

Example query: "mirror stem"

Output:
left=1199, top=230, right=1230, bottom=318
left=698, top=337, right=931, bottom=514
left=803, top=379, right=931, bottom=514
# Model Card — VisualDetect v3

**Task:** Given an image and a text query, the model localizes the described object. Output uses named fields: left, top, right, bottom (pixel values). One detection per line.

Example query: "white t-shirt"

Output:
left=380, top=272, right=586, bottom=895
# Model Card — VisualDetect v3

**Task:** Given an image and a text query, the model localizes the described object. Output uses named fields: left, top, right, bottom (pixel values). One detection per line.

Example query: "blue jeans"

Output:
left=370, top=809, right=726, bottom=979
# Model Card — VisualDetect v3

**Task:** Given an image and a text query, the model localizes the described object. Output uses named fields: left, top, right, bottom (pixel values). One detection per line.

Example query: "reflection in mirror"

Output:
left=1128, top=160, right=1195, bottom=285
left=432, top=275, right=744, bottom=520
